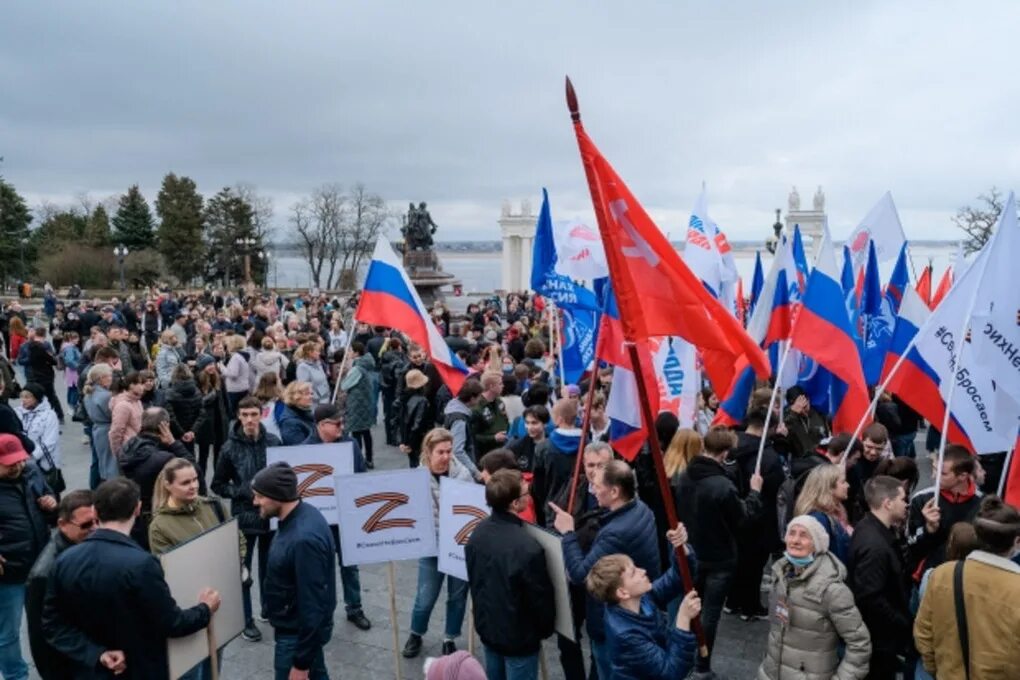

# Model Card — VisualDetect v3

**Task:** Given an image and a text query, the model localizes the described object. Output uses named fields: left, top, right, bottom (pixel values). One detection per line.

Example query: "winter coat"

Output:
left=25, top=529, right=75, bottom=680
left=914, top=551, right=1020, bottom=679
left=729, top=431, right=787, bottom=553
left=251, top=348, right=288, bottom=381
left=471, top=395, right=509, bottom=457
left=379, top=349, right=406, bottom=393
left=907, top=482, right=981, bottom=577
left=16, top=399, right=61, bottom=470
left=164, top=379, right=204, bottom=439
left=154, top=345, right=180, bottom=388
left=674, top=455, right=763, bottom=570
left=604, top=557, right=699, bottom=680
left=109, top=392, right=143, bottom=457
left=783, top=408, right=829, bottom=459
left=148, top=496, right=244, bottom=559
left=563, top=499, right=661, bottom=642
left=443, top=397, right=479, bottom=478
left=848, top=512, right=912, bottom=660
left=758, top=553, right=871, bottom=680
left=42, top=528, right=211, bottom=680
left=262, top=502, right=337, bottom=670
left=400, top=390, right=432, bottom=456
left=465, top=510, right=555, bottom=656
left=212, top=422, right=282, bottom=535
left=119, top=434, right=194, bottom=517
left=341, top=354, right=377, bottom=432
left=195, top=386, right=229, bottom=448
left=531, top=428, right=583, bottom=529
left=84, top=385, right=117, bottom=480
left=0, top=461, right=53, bottom=584
left=278, top=403, right=315, bottom=445
left=0, top=400, right=34, bottom=454
left=296, top=359, right=330, bottom=404
left=221, top=351, right=252, bottom=394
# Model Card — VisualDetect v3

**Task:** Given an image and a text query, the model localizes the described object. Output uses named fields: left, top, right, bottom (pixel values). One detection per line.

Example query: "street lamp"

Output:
left=113, top=245, right=129, bottom=291
left=765, top=208, right=783, bottom=254
left=235, top=237, right=257, bottom=283
left=257, top=249, right=271, bottom=288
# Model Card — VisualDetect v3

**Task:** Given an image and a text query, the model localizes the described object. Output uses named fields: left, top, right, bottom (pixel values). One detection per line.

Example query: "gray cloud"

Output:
left=2, top=1, right=1017, bottom=242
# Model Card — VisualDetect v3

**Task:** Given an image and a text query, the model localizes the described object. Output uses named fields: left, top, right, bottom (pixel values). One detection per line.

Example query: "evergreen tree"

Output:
left=204, top=187, right=259, bottom=286
left=84, top=205, right=111, bottom=247
left=111, top=184, right=156, bottom=249
left=155, top=173, right=205, bottom=284
left=0, top=177, right=32, bottom=284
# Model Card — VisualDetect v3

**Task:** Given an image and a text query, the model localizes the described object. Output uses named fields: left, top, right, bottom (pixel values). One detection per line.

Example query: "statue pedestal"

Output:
left=403, top=249, right=460, bottom=306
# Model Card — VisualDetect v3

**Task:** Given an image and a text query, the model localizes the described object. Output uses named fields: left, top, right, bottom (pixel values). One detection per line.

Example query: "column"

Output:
left=521, top=236, right=533, bottom=292
left=501, top=233, right=513, bottom=292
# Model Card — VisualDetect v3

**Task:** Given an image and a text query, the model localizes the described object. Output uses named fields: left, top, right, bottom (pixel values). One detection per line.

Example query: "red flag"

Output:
left=915, top=265, right=932, bottom=308
left=570, top=124, right=769, bottom=394
left=931, top=267, right=953, bottom=308
left=854, top=265, right=865, bottom=305
left=735, top=277, right=747, bottom=327
left=1005, top=436, right=1020, bottom=508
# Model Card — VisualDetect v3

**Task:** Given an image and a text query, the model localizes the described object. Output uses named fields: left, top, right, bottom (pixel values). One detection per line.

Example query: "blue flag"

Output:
left=749, top=251, right=765, bottom=320
left=531, top=189, right=598, bottom=384
left=861, top=240, right=894, bottom=385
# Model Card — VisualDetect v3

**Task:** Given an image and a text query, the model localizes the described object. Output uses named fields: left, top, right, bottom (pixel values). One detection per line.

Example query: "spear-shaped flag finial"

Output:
left=565, top=76, right=580, bottom=123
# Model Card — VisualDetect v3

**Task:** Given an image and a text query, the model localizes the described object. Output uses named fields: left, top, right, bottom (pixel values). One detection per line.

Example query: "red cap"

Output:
left=0, top=434, right=29, bottom=466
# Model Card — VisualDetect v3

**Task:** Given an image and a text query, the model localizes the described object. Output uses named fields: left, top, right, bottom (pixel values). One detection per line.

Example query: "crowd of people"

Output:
left=1, top=285, right=1019, bottom=679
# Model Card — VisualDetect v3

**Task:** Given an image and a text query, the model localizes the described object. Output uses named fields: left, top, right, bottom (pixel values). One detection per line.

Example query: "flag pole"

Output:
left=565, top=326, right=602, bottom=516
left=566, top=76, right=706, bottom=656
left=841, top=344, right=917, bottom=464
left=626, top=342, right=708, bottom=657
left=756, top=340, right=794, bottom=475
left=997, top=423, right=1019, bottom=497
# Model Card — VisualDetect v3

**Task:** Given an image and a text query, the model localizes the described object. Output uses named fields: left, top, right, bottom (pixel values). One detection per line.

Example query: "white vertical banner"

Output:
left=437, top=478, right=490, bottom=581
left=336, top=468, right=437, bottom=566
left=266, top=443, right=355, bottom=526
left=653, top=338, right=700, bottom=429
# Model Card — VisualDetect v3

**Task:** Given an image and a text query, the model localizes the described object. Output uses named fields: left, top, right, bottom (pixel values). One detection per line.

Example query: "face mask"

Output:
left=784, top=551, right=815, bottom=568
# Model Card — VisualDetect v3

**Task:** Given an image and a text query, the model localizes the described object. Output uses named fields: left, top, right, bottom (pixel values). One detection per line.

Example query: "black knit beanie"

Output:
left=252, top=462, right=299, bottom=502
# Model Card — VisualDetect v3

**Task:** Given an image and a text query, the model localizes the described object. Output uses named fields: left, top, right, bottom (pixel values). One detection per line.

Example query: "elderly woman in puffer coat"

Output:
left=758, top=514, right=871, bottom=680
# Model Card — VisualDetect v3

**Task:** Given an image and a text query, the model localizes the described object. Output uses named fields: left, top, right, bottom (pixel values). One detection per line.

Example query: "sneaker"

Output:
left=402, top=633, right=423, bottom=658
left=241, top=623, right=262, bottom=642
left=722, top=605, right=737, bottom=615
left=740, top=606, right=769, bottom=622
left=441, top=640, right=457, bottom=656
left=366, top=460, right=375, bottom=470
left=347, top=610, right=372, bottom=630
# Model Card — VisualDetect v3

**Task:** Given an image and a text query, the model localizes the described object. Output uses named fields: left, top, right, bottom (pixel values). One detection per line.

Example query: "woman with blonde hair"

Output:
left=664, top=428, right=702, bottom=481
left=295, top=340, right=330, bottom=404
left=277, top=380, right=315, bottom=445
left=83, top=363, right=117, bottom=482
left=794, top=463, right=853, bottom=564
left=402, top=428, right=474, bottom=659
left=155, top=329, right=181, bottom=388
left=220, top=334, right=252, bottom=417
left=149, top=457, right=243, bottom=680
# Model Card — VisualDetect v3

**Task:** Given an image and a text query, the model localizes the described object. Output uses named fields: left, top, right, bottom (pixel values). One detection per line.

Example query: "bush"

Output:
left=37, top=245, right=116, bottom=288
left=123, top=249, right=165, bottom=287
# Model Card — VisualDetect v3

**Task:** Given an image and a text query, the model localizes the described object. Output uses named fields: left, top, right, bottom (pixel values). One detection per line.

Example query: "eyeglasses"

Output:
left=68, top=519, right=96, bottom=530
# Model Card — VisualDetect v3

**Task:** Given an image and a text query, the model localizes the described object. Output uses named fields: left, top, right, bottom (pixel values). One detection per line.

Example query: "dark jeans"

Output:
left=892, top=433, right=917, bottom=458
left=382, top=388, right=399, bottom=444
left=227, top=390, right=246, bottom=419
left=695, top=566, right=734, bottom=672
left=329, top=525, right=363, bottom=614
left=38, top=378, right=64, bottom=420
left=242, top=532, right=273, bottom=625
left=408, top=452, right=420, bottom=468
left=198, top=440, right=220, bottom=483
left=729, top=541, right=769, bottom=615
left=353, top=429, right=373, bottom=464
left=86, top=423, right=100, bottom=490
left=556, top=633, right=587, bottom=680
left=273, top=629, right=331, bottom=680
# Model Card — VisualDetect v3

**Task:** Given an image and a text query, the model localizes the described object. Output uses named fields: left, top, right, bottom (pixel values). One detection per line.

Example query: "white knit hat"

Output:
left=787, top=514, right=830, bottom=554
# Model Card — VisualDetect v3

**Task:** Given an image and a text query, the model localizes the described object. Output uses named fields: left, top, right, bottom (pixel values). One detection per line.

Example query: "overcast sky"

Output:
left=2, top=1, right=1018, bottom=242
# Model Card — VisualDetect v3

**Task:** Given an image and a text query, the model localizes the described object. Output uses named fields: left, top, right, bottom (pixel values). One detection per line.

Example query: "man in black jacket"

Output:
left=25, top=489, right=95, bottom=680
left=42, top=477, right=219, bottom=680
left=907, top=444, right=977, bottom=577
left=253, top=463, right=337, bottom=680
left=726, top=407, right=786, bottom=620
left=211, top=397, right=282, bottom=643
left=849, top=475, right=936, bottom=680
left=675, top=426, right=762, bottom=676
left=0, top=434, right=55, bottom=680
left=466, top=469, right=555, bottom=678
left=25, top=327, right=63, bottom=422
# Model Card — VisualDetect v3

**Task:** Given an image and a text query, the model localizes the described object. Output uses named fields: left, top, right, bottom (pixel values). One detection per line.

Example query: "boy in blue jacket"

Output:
left=586, top=524, right=702, bottom=680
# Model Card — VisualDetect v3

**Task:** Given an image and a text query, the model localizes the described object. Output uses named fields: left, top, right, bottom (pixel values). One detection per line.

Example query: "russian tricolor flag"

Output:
left=789, top=227, right=870, bottom=433
left=355, top=240, right=469, bottom=393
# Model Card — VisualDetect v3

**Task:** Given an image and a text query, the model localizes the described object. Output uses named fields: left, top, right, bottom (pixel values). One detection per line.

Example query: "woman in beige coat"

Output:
left=758, top=514, right=871, bottom=680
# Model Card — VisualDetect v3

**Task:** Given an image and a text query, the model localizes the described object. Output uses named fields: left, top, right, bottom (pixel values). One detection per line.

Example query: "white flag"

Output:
left=653, top=338, right=699, bottom=429
left=911, top=196, right=1015, bottom=453
left=969, top=192, right=1020, bottom=414
left=846, top=192, right=907, bottom=267
left=552, top=218, right=609, bottom=281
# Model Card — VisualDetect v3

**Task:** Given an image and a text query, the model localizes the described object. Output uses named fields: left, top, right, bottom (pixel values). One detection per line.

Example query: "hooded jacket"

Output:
left=674, top=455, right=763, bottom=570
left=758, top=553, right=871, bottom=680
left=109, top=392, right=143, bottom=457
left=532, top=427, right=583, bottom=528
left=278, top=404, right=315, bottom=446
left=212, top=422, right=282, bottom=534
left=16, top=398, right=61, bottom=470
left=164, top=379, right=204, bottom=438
left=251, top=348, right=289, bottom=381
left=0, top=461, right=52, bottom=585
left=26, top=529, right=75, bottom=680
left=443, top=398, right=479, bottom=478
left=119, top=434, right=194, bottom=517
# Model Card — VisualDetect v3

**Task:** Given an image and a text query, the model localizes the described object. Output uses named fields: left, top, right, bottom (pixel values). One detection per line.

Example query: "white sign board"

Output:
left=437, top=477, right=489, bottom=581
left=266, top=443, right=355, bottom=526
left=522, top=523, right=576, bottom=643
left=161, top=518, right=245, bottom=680
left=336, top=467, right=436, bottom=566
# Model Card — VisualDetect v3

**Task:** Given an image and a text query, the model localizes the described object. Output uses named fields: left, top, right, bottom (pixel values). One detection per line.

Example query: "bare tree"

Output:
left=339, top=183, right=390, bottom=285
left=291, top=198, right=324, bottom=288
left=234, top=183, right=275, bottom=242
left=953, top=186, right=1002, bottom=254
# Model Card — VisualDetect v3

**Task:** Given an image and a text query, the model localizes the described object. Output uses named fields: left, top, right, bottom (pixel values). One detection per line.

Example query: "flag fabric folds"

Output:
left=749, top=251, right=765, bottom=320
left=572, top=124, right=769, bottom=395
left=846, top=191, right=907, bottom=268
left=915, top=264, right=933, bottom=308
left=356, top=240, right=469, bottom=393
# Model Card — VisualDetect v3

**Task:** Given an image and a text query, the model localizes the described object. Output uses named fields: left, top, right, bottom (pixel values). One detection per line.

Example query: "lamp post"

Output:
left=235, top=237, right=257, bottom=283
left=257, top=249, right=271, bottom=288
left=765, top=208, right=783, bottom=254
left=113, top=245, right=129, bottom=291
